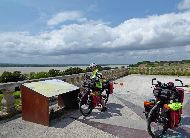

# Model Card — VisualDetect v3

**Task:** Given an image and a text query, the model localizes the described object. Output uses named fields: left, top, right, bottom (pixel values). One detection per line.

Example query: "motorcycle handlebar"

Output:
left=175, top=85, right=189, bottom=87
left=174, top=79, right=184, bottom=87
left=152, top=78, right=156, bottom=85
left=152, top=78, right=188, bottom=87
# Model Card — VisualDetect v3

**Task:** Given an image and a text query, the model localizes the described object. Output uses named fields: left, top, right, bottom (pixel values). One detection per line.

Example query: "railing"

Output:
left=0, top=67, right=128, bottom=115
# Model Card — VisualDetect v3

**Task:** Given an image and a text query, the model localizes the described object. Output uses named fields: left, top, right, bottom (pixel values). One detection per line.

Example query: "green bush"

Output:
left=48, top=69, right=62, bottom=77
left=29, top=72, right=36, bottom=80
left=0, top=71, right=13, bottom=83
left=85, top=65, right=105, bottom=72
left=35, top=72, right=50, bottom=79
left=13, top=91, right=21, bottom=99
left=64, top=67, right=85, bottom=75
left=29, top=72, right=50, bottom=80
left=103, top=67, right=112, bottom=70
left=97, top=65, right=104, bottom=71
left=12, top=71, right=26, bottom=82
left=0, top=71, right=26, bottom=83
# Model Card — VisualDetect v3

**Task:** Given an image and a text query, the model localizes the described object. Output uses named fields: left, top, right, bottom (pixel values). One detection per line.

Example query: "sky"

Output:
left=1, top=0, right=190, bottom=64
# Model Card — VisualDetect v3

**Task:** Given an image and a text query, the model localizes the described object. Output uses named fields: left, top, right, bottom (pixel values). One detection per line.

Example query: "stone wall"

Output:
left=128, top=67, right=190, bottom=76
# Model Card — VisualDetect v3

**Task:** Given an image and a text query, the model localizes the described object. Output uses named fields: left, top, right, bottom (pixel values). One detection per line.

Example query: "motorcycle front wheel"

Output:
left=147, top=104, right=168, bottom=137
left=79, top=94, right=93, bottom=116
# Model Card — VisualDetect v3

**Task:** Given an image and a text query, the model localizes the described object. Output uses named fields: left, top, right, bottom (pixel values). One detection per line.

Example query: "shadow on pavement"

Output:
left=183, top=99, right=190, bottom=116
left=50, top=102, right=124, bottom=128
left=0, top=113, right=21, bottom=124
left=77, top=119, right=150, bottom=138
left=181, top=116, right=190, bottom=126
left=82, top=102, right=124, bottom=119
left=162, top=116, right=190, bottom=137
left=164, top=126, right=190, bottom=137
left=50, top=108, right=82, bottom=128
left=114, top=95, right=146, bottom=120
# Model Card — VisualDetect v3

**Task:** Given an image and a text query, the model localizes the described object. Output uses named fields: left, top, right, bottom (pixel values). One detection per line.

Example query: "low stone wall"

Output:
left=128, top=67, right=190, bottom=76
left=0, top=68, right=128, bottom=115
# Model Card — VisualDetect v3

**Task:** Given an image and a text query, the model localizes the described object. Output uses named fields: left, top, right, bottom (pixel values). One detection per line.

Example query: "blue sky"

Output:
left=1, top=0, right=190, bottom=64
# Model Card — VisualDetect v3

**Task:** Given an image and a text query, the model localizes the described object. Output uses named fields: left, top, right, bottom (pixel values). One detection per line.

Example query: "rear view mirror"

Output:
left=175, top=79, right=183, bottom=86
left=152, top=78, right=156, bottom=85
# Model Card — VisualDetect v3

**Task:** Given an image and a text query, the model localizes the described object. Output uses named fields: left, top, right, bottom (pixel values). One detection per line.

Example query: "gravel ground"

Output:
left=0, top=74, right=190, bottom=138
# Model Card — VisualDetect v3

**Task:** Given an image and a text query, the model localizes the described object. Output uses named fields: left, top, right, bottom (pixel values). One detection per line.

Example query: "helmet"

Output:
left=167, top=82, right=174, bottom=88
left=90, top=63, right=97, bottom=68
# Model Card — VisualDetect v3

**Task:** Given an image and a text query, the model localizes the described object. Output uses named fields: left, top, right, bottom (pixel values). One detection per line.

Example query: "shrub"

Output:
left=85, top=67, right=91, bottom=72
left=63, top=67, right=84, bottom=75
left=34, top=72, right=50, bottom=79
left=13, top=91, right=21, bottom=99
left=102, top=67, right=112, bottom=70
left=85, top=65, right=105, bottom=72
left=48, top=69, right=62, bottom=77
left=29, top=72, right=50, bottom=79
left=12, top=71, right=26, bottom=82
left=0, top=71, right=26, bottom=83
left=0, top=71, right=13, bottom=83
left=29, top=72, right=36, bottom=80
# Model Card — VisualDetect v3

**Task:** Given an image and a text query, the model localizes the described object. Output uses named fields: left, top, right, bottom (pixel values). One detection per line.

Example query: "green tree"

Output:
left=12, top=71, right=26, bottom=82
left=64, top=67, right=84, bottom=75
left=34, top=72, right=50, bottom=79
left=29, top=72, right=50, bottom=79
left=0, top=71, right=13, bottom=83
left=48, top=69, right=62, bottom=77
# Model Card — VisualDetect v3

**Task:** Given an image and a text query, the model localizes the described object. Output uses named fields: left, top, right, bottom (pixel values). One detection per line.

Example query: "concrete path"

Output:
left=0, top=75, right=190, bottom=138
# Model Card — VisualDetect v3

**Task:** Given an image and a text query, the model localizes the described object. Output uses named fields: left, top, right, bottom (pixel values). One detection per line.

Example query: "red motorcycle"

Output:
left=78, top=74, right=113, bottom=116
left=144, top=78, right=187, bottom=137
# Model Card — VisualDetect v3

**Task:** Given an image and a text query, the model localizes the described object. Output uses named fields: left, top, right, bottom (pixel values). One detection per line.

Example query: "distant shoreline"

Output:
left=0, top=63, right=128, bottom=67
left=0, top=65, right=128, bottom=75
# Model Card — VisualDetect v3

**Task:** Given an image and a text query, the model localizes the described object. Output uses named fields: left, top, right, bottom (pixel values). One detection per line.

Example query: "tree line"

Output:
left=129, top=60, right=190, bottom=67
left=0, top=66, right=112, bottom=83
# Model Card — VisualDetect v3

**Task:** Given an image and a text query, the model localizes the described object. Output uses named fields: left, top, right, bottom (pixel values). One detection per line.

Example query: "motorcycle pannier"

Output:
left=108, top=81, right=113, bottom=94
left=166, top=102, right=182, bottom=128
left=176, top=88, right=184, bottom=103
left=169, top=109, right=182, bottom=128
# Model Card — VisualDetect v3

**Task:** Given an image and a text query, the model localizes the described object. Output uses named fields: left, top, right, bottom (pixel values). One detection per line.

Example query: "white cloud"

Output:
left=128, top=50, right=160, bottom=56
left=128, top=49, right=175, bottom=56
left=1, top=11, right=190, bottom=59
left=178, top=0, right=190, bottom=10
left=185, top=45, right=190, bottom=52
left=47, top=11, right=83, bottom=26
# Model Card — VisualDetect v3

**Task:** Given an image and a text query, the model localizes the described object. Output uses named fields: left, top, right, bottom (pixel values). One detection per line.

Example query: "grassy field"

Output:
left=0, top=91, right=21, bottom=111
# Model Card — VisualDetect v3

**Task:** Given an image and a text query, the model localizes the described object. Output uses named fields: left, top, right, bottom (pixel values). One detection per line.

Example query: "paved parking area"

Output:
left=0, top=75, right=190, bottom=138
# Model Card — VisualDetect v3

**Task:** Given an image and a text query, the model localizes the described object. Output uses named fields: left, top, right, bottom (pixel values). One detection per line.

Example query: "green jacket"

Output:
left=92, top=69, right=99, bottom=79
left=91, top=69, right=102, bottom=88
